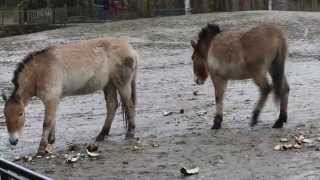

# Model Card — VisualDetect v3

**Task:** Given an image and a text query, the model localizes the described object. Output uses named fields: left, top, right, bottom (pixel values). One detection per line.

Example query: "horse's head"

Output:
left=191, top=40, right=208, bottom=85
left=191, top=23, right=221, bottom=85
left=3, top=94, right=25, bottom=146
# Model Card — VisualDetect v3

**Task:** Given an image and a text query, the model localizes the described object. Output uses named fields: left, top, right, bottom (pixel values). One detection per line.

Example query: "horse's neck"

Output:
left=14, top=68, right=36, bottom=105
left=201, top=38, right=214, bottom=60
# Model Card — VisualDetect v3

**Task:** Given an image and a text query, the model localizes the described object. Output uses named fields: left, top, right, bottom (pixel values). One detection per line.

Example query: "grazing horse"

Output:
left=191, top=23, right=289, bottom=129
left=2, top=37, right=138, bottom=154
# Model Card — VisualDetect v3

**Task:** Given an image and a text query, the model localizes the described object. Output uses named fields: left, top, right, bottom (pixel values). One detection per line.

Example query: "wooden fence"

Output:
left=0, top=7, right=67, bottom=26
left=272, top=0, right=320, bottom=11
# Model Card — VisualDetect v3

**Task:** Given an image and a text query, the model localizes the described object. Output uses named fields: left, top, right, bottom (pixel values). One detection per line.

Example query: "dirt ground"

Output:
left=1, top=11, right=320, bottom=179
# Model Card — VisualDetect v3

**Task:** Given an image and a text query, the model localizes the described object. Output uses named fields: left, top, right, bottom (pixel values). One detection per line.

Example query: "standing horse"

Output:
left=191, top=23, right=289, bottom=129
left=2, top=37, right=138, bottom=154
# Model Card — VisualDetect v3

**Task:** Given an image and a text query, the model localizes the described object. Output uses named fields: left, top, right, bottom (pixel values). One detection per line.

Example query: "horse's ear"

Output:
left=191, top=40, right=197, bottom=49
left=1, top=93, right=8, bottom=102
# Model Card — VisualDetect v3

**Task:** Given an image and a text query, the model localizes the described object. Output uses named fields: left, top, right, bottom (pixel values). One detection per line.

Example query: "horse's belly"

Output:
left=223, top=66, right=250, bottom=79
left=62, top=72, right=110, bottom=96
left=210, top=61, right=250, bottom=80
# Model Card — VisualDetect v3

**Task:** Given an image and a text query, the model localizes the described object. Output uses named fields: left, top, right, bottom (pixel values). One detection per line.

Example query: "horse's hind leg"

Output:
left=251, top=75, right=272, bottom=127
left=96, top=83, right=119, bottom=141
left=273, top=77, right=290, bottom=128
left=211, top=77, right=227, bottom=129
left=118, top=82, right=136, bottom=138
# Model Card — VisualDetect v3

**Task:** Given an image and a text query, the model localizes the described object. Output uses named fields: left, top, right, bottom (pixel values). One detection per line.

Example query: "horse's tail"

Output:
left=121, top=54, right=137, bottom=129
left=270, top=37, right=288, bottom=101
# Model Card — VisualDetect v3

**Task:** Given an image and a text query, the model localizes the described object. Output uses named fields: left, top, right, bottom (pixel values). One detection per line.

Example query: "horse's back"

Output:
left=208, top=24, right=287, bottom=79
left=42, top=37, right=136, bottom=96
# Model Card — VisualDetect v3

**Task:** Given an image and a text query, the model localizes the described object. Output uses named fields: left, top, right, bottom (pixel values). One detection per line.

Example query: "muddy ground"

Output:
left=1, top=11, right=320, bottom=179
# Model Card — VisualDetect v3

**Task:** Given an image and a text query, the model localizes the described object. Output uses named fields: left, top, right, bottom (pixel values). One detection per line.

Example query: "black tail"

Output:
left=120, top=74, right=137, bottom=129
left=270, top=40, right=287, bottom=101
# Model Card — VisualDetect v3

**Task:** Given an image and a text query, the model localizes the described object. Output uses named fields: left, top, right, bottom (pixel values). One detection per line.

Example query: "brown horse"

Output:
left=191, top=23, right=289, bottom=129
left=2, top=37, right=138, bottom=154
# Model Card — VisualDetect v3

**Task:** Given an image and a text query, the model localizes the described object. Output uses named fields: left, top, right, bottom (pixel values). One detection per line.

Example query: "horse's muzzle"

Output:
left=195, top=78, right=205, bottom=85
left=9, top=133, right=19, bottom=146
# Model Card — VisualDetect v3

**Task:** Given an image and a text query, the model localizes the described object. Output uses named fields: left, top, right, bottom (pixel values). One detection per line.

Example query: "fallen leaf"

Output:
left=280, top=138, right=289, bottom=142
left=302, top=139, right=313, bottom=144
left=152, top=143, right=160, bottom=147
left=180, top=167, right=200, bottom=176
left=293, top=144, right=302, bottom=149
left=65, top=153, right=80, bottom=163
left=274, top=145, right=282, bottom=151
left=283, top=144, right=293, bottom=149
left=86, top=149, right=99, bottom=157
left=45, top=144, right=53, bottom=154
left=163, top=111, right=173, bottom=116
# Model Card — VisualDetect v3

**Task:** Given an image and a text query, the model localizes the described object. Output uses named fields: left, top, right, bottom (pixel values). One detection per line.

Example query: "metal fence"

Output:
left=0, top=158, right=52, bottom=180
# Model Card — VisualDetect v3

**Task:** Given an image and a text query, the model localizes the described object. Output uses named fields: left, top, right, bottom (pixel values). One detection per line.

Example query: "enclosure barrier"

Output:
left=0, top=158, right=52, bottom=180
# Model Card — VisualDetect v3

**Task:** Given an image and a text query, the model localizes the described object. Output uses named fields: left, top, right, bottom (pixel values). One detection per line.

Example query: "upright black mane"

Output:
left=10, top=48, right=49, bottom=99
left=198, top=23, right=222, bottom=43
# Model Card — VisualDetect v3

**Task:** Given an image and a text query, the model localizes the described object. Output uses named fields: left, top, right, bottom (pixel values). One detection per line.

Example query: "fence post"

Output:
left=268, top=0, right=272, bottom=10
left=1, top=11, right=3, bottom=25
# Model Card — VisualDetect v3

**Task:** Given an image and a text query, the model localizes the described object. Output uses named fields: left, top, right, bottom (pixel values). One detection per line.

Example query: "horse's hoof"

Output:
left=211, top=123, right=221, bottom=129
left=95, top=135, right=105, bottom=142
left=36, top=150, right=47, bottom=156
left=125, top=131, right=135, bottom=139
left=272, top=121, right=284, bottom=128
left=250, top=120, right=258, bottom=127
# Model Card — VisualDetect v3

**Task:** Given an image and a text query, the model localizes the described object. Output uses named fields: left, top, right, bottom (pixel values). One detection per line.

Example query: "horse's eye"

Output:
left=18, top=112, right=23, bottom=117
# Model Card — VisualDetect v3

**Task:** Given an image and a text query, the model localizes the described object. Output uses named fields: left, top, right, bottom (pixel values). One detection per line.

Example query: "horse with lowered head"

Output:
left=191, top=23, right=289, bottom=129
left=3, top=37, right=138, bottom=154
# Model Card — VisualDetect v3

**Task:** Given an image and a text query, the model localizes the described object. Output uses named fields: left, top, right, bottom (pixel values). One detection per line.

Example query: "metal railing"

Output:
left=0, top=158, right=52, bottom=180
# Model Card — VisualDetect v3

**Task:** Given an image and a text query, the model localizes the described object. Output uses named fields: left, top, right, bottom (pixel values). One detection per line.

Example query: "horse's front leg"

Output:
left=38, top=100, right=59, bottom=155
left=211, top=77, right=227, bottom=129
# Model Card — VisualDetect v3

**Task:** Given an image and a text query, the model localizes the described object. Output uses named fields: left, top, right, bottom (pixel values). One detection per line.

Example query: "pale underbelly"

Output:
left=62, top=76, right=109, bottom=96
